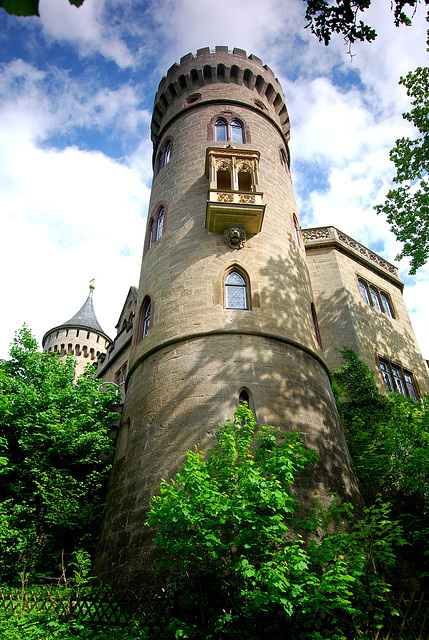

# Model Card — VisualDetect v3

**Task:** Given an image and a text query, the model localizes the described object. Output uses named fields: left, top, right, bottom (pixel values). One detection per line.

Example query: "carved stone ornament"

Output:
left=216, top=159, right=232, bottom=171
left=223, top=223, right=247, bottom=249
left=237, top=162, right=252, bottom=173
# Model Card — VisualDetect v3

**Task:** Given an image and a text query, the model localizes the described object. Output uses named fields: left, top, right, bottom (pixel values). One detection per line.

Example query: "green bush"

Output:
left=0, top=327, right=121, bottom=583
left=332, top=348, right=429, bottom=584
left=147, top=404, right=404, bottom=640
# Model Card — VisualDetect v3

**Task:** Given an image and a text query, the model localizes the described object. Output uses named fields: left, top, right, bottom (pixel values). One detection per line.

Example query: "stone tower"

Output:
left=42, top=282, right=111, bottom=378
left=95, top=47, right=359, bottom=590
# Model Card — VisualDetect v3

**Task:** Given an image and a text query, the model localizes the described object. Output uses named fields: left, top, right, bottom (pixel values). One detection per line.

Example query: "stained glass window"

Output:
left=225, top=271, right=247, bottom=309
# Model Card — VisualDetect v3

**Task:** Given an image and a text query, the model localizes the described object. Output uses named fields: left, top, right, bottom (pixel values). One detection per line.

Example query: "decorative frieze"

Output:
left=303, top=227, right=399, bottom=278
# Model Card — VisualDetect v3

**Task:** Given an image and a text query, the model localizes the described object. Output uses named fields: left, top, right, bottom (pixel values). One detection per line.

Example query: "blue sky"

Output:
left=0, top=0, right=428, bottom=359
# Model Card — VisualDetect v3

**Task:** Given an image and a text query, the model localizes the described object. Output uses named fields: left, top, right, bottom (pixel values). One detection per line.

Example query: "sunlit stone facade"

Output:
left=94, top=48, right=363, bottom=590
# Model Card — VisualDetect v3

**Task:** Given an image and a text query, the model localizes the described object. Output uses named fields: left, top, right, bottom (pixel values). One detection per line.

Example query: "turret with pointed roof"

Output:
left=42, top=282, right=111, bottom=378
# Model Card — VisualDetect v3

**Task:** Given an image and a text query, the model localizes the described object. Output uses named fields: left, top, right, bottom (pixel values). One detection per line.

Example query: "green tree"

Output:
left=332, top=348, right=429, bottom=582
left=0, top=326, right=121, bottom=583
left=0, top=0, right=84, bottom=17
left=147, top=404, right=403, bottom=640
left=303, top=0, right=422, bottom=47
left=374, top=66, right=429, bottom=274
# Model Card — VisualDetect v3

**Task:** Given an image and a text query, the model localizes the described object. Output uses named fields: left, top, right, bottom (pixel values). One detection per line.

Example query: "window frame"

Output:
left=155, top=138, right=173, bottom=176
left=208, top=113, right=250, bottom=144
left=144, top=202, right=168, bottom=255
left=358, top=278, right=395, bottom=318
left=224, top=269, right=249, bottom=310
left=378, top=357, right=418, bottom=400
left=293, top=213, right=302, bottom=247
left=280, top=147, right=291, bottom=178
left=135, top=296, right=153, bottom=344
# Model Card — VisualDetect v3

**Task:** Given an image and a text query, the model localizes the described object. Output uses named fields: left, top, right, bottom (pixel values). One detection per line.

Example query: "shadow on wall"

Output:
left=94, top=243, right=363, bottom=591
left=313, top=283, right=427, bottom=388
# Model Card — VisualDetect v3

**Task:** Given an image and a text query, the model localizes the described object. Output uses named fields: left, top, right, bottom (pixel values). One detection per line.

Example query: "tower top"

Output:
left=151, top=46, right=290, bottom=152
left=62, top=283, right=106, bottom=334
left=42, top=283, right=111, bottom=345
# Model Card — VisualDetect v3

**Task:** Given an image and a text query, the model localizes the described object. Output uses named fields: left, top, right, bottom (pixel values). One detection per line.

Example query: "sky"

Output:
left=0, top=0, right=428, bottom=361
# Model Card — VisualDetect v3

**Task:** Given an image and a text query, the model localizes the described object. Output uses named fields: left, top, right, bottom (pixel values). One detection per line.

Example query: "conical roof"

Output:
left=62, top=282, right=106, bottom=334
left=42, top=282, right=111, bottom=346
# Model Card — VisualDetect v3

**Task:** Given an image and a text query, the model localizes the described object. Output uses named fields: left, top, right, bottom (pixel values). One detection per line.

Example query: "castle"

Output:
left=43, top=48, right=429, bottom=590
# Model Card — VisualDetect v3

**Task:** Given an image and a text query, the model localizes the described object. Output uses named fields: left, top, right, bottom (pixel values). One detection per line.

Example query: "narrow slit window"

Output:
left=404, top=372, right=418, bottom=401
left=148, top=219, right=154, bottom=250
left=380, top=360, right=394, bottom=393
left=359, top=280, right=371, bottom=306
left=370, top=286, right=382, bottom=312
left=392, top=366, right=406, bottom=395
left=143, top=301, right=151, bottom=338
left=164, top=142, right=171, bottom=165
left=156, top=208, right=164, bottom=240
left=225, top=271, right=247, bottom=310
left=380, top=292, right=393, bottom=317
left=293, top=215, right=301, bottom=247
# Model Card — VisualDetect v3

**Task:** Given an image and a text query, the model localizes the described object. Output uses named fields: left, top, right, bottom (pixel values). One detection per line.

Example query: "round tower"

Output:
left=42, top=282, right=111, bottom=378
left=95, top=47, right=359, bottom=590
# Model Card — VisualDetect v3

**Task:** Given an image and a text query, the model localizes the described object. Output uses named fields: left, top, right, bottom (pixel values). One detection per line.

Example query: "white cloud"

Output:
left=1, top=0, right=428, bottom=367
left=39, top=0, right=135, bottom=68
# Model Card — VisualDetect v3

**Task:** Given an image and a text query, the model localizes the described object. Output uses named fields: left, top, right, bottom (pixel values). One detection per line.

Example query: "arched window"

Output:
left=148, top=219, right=154, bottom=250
left=156, top=207, right=164, bottom=240
left=157, top=152, right=163, bottom=174
left=142, top=300, right=151, bottom=338
left=293, top=214, right=301, bottom=247
left=225, top=271, right=248, bottom=310
left=280, top=148, right=291, bottom=177
left=230, top=119, right=243, bottom=143
left=370, top=286, right=382, bottom=312
left=136, top=297, right=152, bottom=344
left=164, top=141, right=171, bottom=165
left=380, top=292, right=393, bottom=318
left=215, top=118, right=228, bottom=142
left=239, top=389, right=249, bottom=405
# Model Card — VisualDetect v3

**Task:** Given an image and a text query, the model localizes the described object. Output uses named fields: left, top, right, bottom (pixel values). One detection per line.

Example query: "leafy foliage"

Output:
left=147, top=404, right=403, bottom=640
left=332, top=348, right=429, bottom=583
left=303, top=0, right=418, bottom=47
left=374, top=65, right=429, bottom=273
left=0, top=326, right=121, bottom=583
left=0, top=0, right=84, bottom=17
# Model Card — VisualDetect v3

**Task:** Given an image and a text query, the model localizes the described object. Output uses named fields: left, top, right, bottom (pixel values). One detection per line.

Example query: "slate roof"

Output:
left=62, top=285, right=106, bottom=334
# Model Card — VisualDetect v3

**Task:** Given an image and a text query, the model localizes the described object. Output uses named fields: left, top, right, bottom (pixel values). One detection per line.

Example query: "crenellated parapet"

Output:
left=151, top=46, right=290, bottom=153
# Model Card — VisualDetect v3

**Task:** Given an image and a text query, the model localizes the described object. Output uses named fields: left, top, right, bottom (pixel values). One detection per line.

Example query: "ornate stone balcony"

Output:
left=206, top=189, right=265, bottom=234
left=205, top=147, right=265, bottom=234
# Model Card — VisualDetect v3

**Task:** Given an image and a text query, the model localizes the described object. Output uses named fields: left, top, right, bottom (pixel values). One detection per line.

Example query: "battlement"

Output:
left=151, top=47, right=290, bottom=148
